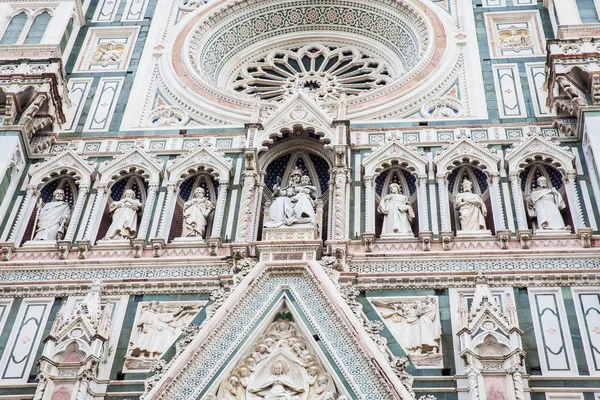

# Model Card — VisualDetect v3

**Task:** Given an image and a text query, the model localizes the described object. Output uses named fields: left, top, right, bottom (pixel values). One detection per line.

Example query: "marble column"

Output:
left=210, top=181, right=229, bottom=238
left=489, top=174, right=507, bottom=231
left=82, top=184, right=108, bottom=242
left=564, top=171, right=586, bottom=230
left=509, top=172, right=528, bottom=230
left=235, top=171, right=257, bottom=242
left=250, top=172, right=265, bottom=241
left=417, top=175, right=429, bottom=232
left=436, top=176, right=451, bottom=232
left=156, top=183, right=178, bottom=239
left=331, top=168, right=350, bottom=240
left=364, top=176, right=375, bottom=234
left=465, top=365, right=480, bottom=400
left=9, top=184, right=37, bottom=243
left=64, top=184, right=89, bottom=241
left=137, top=183, right=158, bottom=239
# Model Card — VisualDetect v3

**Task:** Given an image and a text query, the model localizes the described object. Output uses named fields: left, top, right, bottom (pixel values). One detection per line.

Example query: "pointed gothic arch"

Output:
left=362, top=140, right=429, bottom=235
left=83, top=149, right=163, bottom=244
left=156, top=146, right=233, bottom=242
left=10, top=150, right=94, bottom=246
left=505, top=135, right=586, bottom=232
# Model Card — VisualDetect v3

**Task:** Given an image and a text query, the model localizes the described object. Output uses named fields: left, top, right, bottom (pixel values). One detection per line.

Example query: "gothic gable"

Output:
left=362, top=140, right=428, bottom=178
left=433, top=137, right=501, bottom=177
left=29, top=150, right=95, bottom=188
left=167, top=146, right=233, bottom=184
left=505, top=134, right=575, bottom=174
left=146, top=261, right=412, bottom=399
left=99, top=147, right=163, bottom=185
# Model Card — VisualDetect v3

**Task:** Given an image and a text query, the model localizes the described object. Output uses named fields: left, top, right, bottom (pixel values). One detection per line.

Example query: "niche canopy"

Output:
left=171, top=0, right=447, bottom=120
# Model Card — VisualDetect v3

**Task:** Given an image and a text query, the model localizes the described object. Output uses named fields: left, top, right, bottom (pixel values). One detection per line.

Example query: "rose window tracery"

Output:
left=231, top=44, right=392, bottom=102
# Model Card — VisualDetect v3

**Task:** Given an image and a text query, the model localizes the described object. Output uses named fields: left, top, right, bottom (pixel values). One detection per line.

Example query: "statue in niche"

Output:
left=182, top=187, right=214, bottom=238
left=214, top=318, right=344, bottom=399
left=378, top=183, right=414, bottom=236
left=454, top=179, right=487, bottom=231
left=372, top=296, right=442, bottom=367
left=33, top=189, right=71, bottom=241
left=104, top=189, right=143, bottom=240
left=264, top=168, right=318, bottom=228
left=525, top=176, right=569, bottom=231
left=292, top=175, right=318, bottom=226
left=127, top=302, right=201, bottom=369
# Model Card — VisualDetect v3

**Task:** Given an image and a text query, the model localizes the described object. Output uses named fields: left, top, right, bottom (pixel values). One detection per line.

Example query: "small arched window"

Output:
left=24, top=11, right=51, bottom=44
left=0, top=12, right=27, bottom=45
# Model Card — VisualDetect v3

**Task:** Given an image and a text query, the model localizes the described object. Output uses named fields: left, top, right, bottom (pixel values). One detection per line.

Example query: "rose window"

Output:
left=231, top=44, right=393, bottom=102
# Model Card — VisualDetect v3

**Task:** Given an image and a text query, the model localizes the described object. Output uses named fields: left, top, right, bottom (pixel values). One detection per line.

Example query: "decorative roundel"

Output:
left=421, top=97, right=464, bottom=118
left=167, top=0, right=453, bottom=121
left=481, top=320, right=497, bottom=331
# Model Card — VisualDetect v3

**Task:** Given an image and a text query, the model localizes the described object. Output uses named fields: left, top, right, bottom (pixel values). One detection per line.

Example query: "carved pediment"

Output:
left=99, top=148, right=163, bottom=184
left=362, top=140, right=428, bottom=177
left=167, top=146, right=233, bottom=184
left=505, top=135, right=575, bottom=173
left=29, top=150, right=95, bottom=188
left=434, top=137, right=500, bottom=176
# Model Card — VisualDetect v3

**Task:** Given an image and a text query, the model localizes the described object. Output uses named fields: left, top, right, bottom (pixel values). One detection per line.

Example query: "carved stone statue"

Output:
left=378, top=183, right=414, bottom=236
left=525, top=176, right=569, bottom=231
left=454, top=179, right=487, bottom=231
left=264, top=168, right=318, bottom=228
left=214, top=318, right=343, bottom=399
left=33, top=189, right=71, bottom=241
left=182, top=187, right=214, bottom=238
left=126, top=301, right=202, bottom=371
left=372, top=296, right=442, bottom=367
left=104, top=189, right=143, bottom=240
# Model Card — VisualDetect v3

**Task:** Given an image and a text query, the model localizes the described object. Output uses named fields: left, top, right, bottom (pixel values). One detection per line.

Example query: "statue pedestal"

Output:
left=263, top=225, right=319, bottom=241
left=534, top=228, right=572, bottom=237
left=95, top=239, right=133, bottom=250
left=22, top=239, right=57, bottom=249
left=171, top=237, right=207, bottom=244
left=380, top=233, right=416, bottom=240
left=455, top=230, right=492, bottom=239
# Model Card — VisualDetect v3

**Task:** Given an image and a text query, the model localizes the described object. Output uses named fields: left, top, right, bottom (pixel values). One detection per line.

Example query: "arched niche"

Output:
left=362, top=140, right=429, bottom=236
left=12, top=150, right=94, bottom=246
left=433, top=138, right=503, bottom=234
left=158, top=146, right=233, bottom=242
left=168, top=173, right=219, bottom=242
left=85, top=149, right=163, bottom=244
left=373, top=167, right=419, bottom=237
left=257, top=134, right=334, bottom=241
left=96, top=174, right=147, bottom=242
left=505, top=135, right=585, bottom=232
left=446, top=165, right=495, bottom=234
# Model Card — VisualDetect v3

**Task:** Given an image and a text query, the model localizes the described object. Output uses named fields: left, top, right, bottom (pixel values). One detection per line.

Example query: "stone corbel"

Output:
left=419, top=231, right=433, bottom=251
left=361, top=232, right=375, bottom=252
left=232, top=245, right=248, bottom=261
left=131, top=238, right=145, bottom=258
left=150, top=238, right=165, bottom=257
left=517, top=229, right=532, bottom=249
left=56, top=240, right=72, bottom=260
left=244, top=150, right=256, bottom=170
left=440, top=232, right=453, bottom=251
left=0, top=242, right=15, bottom=261
left=578, top=227, right=593, bottom=248
left=77, top=240, right=92, bottom=259
left=496, top=229, right=511, bottom=250
left=207, top=237, right=221, bottom=256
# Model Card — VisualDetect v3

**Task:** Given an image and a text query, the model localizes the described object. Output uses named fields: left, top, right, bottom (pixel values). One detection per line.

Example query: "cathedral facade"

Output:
left=0, top=0, right=599, bottom=399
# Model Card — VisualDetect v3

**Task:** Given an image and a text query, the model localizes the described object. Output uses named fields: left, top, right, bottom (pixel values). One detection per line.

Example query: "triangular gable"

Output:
left=362, top=140, right=428, bottom=178
left=146, top=261, right=412, bottom=399
left=258, top=91, right=335, bottom=149
left=433, top=137, right=500, bottom=176
left=167, top=146, right=232, bottom=184
left=99, top=148, right=163, bottom=185
left=29, top=150, right=95, bottom=188
left=505, top=135, right=575, bottom=173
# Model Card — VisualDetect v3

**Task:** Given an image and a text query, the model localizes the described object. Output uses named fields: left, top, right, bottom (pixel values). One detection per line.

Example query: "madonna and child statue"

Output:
left=263, top=167, right=319, bottom=240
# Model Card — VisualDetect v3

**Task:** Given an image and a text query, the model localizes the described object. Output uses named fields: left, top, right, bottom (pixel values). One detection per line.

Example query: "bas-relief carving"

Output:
left=370, top=296, right=443, bottom=367
left=378, top=183, right=414, bottom=237
left=104, top=189, right=143, bottom=240
left=182, top=187, right=214, bottom=239
left=90, top=42, right=125, bottom=66
left=210, top=319, right=347, bottom=400
left=498, top=27, right=533, bottom=50
left=264, top=167, right=318, bottom=228
left=124, top=301, right=203, bottom=371
left=33, top=189, right=71, bottom=241
left=454, top=179, right=487, bottom=232
left=524, top=176, right=569, bottom=232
